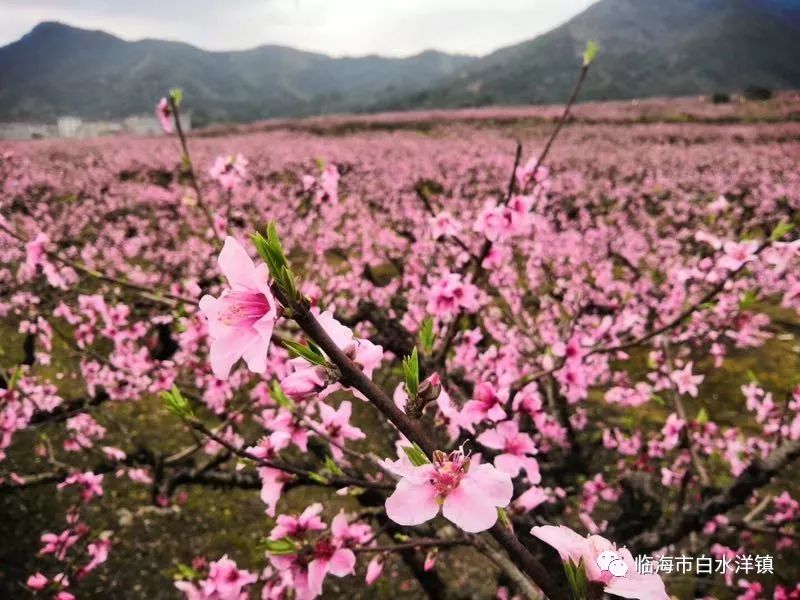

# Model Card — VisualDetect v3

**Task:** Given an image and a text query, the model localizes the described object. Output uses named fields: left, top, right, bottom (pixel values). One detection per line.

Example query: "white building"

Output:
left=0, top=122, right=56, bottom=139
left=0, top=112, right=191, bottom=140
left=56, top=116, right=82, bottom=137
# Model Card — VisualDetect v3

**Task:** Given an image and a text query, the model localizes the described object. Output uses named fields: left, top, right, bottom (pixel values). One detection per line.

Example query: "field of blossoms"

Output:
left=1, top=87, right=800, bottom=600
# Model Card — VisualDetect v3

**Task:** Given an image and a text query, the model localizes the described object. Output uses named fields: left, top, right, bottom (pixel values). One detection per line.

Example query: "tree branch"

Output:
left=628, top=438, right=800, bottom=554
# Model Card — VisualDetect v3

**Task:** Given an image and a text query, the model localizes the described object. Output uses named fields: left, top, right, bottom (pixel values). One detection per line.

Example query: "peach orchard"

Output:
left=2, top=54, right=800, bottom=600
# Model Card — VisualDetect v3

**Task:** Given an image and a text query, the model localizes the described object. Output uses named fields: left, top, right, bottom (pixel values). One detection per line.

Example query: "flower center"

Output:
left=220, top=291, right=269, bottom=327
left=430, top=450, right=469, bottom=499
left=505, top=438, right=523, bottom=455
left=314, top=538, right=336, bottom=561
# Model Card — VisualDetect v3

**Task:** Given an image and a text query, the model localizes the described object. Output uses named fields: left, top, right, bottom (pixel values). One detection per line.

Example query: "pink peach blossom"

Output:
left=426, top=272, right=481, bottom=317
left=477, top=420, right=540, bottom=482
left=365, top=557, right=383, bottom=584
left=316, top=401, right=365, bottom=460
left=199, top=237, right=279, bottom=379
left=670, top=361, right=704, bottom=397
left=384, top=448, right=513, bottom=533
left=26, top=572, right=48, bottom=590
left=209, top=154, right=248, bottom=190
left=280, top=366, right=328, bottom=402
left=462, top=381, right=508, bottom=423
left=155, top=97, right=173, bottom=134
left=269, top=503, right=326, bottom=540
left=531, top=525, right=668, bottom=600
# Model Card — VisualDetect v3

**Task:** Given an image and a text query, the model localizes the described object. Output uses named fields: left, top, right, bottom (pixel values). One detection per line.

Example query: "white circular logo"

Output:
left=608, top=558, right=629, bottom=577
left=596, top=550, right=620, bottom=572
left=596, top=550, right=628, bottom=577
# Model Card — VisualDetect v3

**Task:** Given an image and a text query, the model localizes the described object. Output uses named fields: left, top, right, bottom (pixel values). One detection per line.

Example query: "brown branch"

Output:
left=188, top=419, right=392, bottom=491
left=662, top=340, right=711, bottom=488
left=433, top=64, right=591, bottom=370
left=28, top=391, right=110, bottom=426
left=0, top=220, right=198, bottom=307
left=590, top=241, right=770, bottom=356
left=0, top=450, right=152, bottom=492
left=628, top=437, right=800, bottom=554
left=283, top=295, right=561, bottom=599
left=351, top=538, right=470, bottom=553
left=169, top=96, right=220, bottom=247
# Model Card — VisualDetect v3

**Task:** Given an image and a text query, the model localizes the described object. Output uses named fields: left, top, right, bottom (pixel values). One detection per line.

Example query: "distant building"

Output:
left=56, top=116, right=82, bottom=137
left=0, top=122, right=56, bottom=139
left=0, top=112, right=191, bottom=140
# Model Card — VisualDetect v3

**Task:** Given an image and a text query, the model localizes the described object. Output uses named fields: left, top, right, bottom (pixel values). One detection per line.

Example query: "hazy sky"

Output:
left=0, top=0, right=598, bottom=56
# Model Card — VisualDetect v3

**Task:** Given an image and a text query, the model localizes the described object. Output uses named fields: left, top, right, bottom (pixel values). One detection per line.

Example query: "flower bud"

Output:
left=418, top=373, right=442, bottom=404
left=280, top=366, right=328, bottom=402
left=365, top=558, right=383, bottom=585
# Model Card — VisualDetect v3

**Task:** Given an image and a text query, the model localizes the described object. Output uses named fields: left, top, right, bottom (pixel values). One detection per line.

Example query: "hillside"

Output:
left=1, top=0, right=800, bottom=123
left=0, top=22, right=475, bottom=124
left=377, top=0, right=800, bottom=110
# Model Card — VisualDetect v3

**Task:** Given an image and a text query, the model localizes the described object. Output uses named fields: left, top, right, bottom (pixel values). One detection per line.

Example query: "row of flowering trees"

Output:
left=2, top=45, right=800, bottom=599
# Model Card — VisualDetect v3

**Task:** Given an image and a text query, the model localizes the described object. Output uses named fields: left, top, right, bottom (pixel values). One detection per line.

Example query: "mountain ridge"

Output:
left=1, top=0, right=799, bottom=124
left=0, top=21, right=476, bottom=124
left=377, top=0, right=800, bottom=111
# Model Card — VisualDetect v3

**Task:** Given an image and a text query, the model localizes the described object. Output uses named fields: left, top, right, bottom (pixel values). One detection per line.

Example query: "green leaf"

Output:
left=402, top=347, right=420, bottom=399
left=582, top=40, right=599, bottom=67
left=739, top=290, right=759, bottom=310
left=282, top=340, right=328, bottom=367
left=497, top=507, right=512, bottom=531
left=251, top=233, right=282, bottom=281
left=770, top=220, right=794, bottom=242
left=169, top=88, right=183, bottom=108
left=7, top=366, right=21, bottom=390
left=251, top=231, right=271, bottom=264
left=324, top=455, right=344, bottom=477
left=174, top=563, right=200, bottom=581
left=696, top=407, right=709, bottom=425
left=251, top=222, right=300, bottom=301
left=402, top=443, right=430, bottom=466
left=161, top=385, right=193, bottom=418
left=264, top=537, right=299, bottom=555
left=270, top=381, right=294, bottom=410
left=308, top=472, right=329, bottom=485
left=266, top=222, right=289, bottom=268
left=252, top=224, right=289, bottom=276
left=419, top=317, right=435, bottom=354
left=563, top=557, right=589, bottom=600
left=746, top=370, right=760, bottom=384
left=280, top=265, right=297, bottom=299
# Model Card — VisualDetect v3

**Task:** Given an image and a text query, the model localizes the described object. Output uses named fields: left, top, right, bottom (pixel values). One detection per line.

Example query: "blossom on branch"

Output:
left=155, top=97, right=173, bottom=134
left=199, top=237, right=279, bottom=379
left=531, top=525, right=669, bottom=600
left=209, top=154, right=248, bottom=190
left=426, top=272, right=481, bottom=317
left=384, top=447, right=513, bottom=533
left=175, top=554, right=257, bottom=600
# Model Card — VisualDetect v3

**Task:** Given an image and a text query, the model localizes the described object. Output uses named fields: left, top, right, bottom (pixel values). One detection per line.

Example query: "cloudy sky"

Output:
left=0, top=0, right=597, bottom=56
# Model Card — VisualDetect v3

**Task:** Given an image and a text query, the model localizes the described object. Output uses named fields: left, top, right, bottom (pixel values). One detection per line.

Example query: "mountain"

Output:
left=376, top=0, right=800, bottom=110
left=0, top=22, right=475, bottom=124
left=2, top=0, right=800, bottom=125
